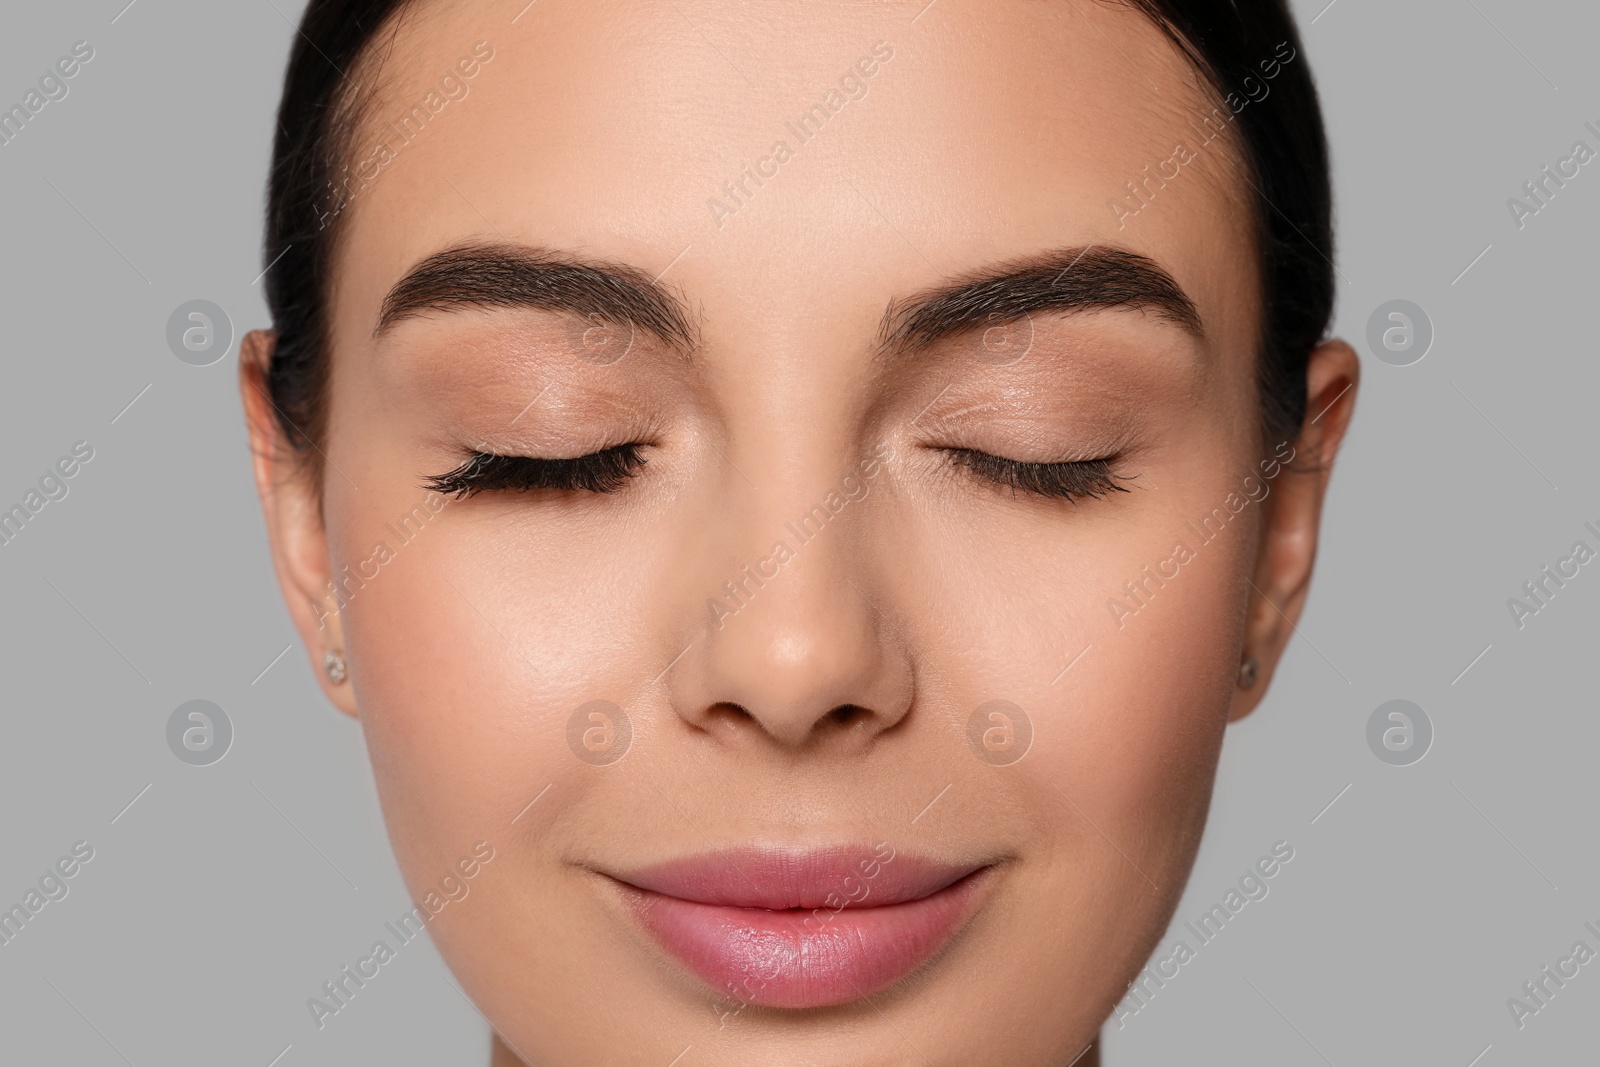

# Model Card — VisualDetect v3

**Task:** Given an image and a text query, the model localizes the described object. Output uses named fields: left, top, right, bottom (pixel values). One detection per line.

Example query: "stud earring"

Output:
left=323, top=650, right=348, bottom=685
left=1237, top=656, right=1260, bottom=689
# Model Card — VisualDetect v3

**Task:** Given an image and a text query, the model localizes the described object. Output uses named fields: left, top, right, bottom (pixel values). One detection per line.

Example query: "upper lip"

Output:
left=610, top=845, right=986, bottom=910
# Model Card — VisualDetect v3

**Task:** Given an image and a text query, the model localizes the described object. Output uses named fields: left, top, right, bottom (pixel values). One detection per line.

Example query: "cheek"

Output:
left=326, top=489, right=715, bottom=1043
left=328, top=488, right=684, bottom=875
left=1045, top=557, right=1242, bottom=984
left=1068, top=502, right=1252, bottom=836
left=888, top=479, right=1252, bottom=1034
left=1065, top=548, right=1244, bottom=844
left=929, top=502, right=1248, bottom=863
left=330, top=523, right=564, bottom=868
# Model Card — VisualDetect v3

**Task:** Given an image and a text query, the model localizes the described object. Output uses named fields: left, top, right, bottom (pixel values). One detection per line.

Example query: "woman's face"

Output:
left=245, top=0, right=1357, bottom=1062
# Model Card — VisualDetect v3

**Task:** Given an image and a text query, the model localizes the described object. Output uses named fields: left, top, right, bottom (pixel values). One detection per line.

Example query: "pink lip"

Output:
left=610, top=845, right=994, bottom=1009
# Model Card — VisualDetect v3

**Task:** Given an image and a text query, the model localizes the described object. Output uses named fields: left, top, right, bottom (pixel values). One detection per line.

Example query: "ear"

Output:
left=1228, top=339, right=1360, bottom=721
left=240, top=330, right=359, bottom=718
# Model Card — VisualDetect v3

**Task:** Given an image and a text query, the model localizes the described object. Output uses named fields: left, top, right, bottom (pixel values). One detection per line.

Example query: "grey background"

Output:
left=1, top=0, right=1595, bottom=1063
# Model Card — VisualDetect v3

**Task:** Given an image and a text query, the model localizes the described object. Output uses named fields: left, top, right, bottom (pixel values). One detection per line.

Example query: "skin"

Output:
left=241, top=1, right=1359, bottom=1064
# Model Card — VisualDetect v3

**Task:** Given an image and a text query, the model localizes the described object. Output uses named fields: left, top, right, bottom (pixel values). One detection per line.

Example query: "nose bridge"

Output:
left=669, top=446, right=912, bottom=749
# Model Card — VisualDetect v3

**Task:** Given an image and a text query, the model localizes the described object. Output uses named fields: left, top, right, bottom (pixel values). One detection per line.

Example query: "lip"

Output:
left=608, top=845, right=995, bottom=1009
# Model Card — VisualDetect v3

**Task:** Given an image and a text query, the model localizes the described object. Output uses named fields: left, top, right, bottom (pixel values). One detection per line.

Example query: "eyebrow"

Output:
left=877, top=246, right=1204, bottom=356
left=375, top=243, right=697, bottom=349
left=376, top=243, right=1200, bottom=361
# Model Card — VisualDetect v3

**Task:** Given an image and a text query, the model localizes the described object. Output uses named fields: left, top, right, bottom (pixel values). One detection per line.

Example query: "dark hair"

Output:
left=262, top=0, right=1331, bottom=465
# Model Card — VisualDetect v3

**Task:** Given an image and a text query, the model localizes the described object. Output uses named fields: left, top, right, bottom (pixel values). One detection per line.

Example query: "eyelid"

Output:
left=942, top=447, right=1131, bottom=502
left=423, top=442, right=647, bottom=497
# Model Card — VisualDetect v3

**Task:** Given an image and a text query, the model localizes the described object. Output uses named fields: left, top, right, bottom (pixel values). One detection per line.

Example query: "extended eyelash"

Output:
left=424, top=443, right=647, bottom=498
left=945, top=448, right=1132, bottom=502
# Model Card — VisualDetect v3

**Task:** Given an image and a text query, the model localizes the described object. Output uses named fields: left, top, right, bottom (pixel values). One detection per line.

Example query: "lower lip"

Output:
left=618, top=867, right=992, bottom=1009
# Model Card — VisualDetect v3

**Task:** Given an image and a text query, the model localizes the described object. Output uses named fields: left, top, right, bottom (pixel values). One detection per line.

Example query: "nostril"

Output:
left=706, top=702, right=755, bottom=731
left=828, top=705, right=868, bottom=727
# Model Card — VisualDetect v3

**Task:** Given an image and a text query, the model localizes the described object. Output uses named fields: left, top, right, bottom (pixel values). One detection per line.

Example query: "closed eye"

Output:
left=423, top=443, right=647, bottom=497
left=944, top=448, right=1131, bottom=502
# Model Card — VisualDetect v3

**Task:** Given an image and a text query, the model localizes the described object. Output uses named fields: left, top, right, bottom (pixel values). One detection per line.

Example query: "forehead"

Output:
left=331, top=0, right=1257, bottom=351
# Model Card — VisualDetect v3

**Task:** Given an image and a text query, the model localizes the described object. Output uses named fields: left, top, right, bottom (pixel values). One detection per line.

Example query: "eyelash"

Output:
left=425, top=444, right=647, bottom=497
left=423, top=443, right=1127, bottom=503
left=944, top=448, right=1131, bottom=502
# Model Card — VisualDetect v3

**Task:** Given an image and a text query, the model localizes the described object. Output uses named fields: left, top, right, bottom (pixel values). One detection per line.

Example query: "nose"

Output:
left=667, top=486, right=915, bottom=750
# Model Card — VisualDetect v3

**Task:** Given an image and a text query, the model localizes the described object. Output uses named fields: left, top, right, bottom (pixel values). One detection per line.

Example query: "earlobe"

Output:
left=239, top=330, right=359, bottom=718
left=1228, top=339, right=1360, bottom=722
